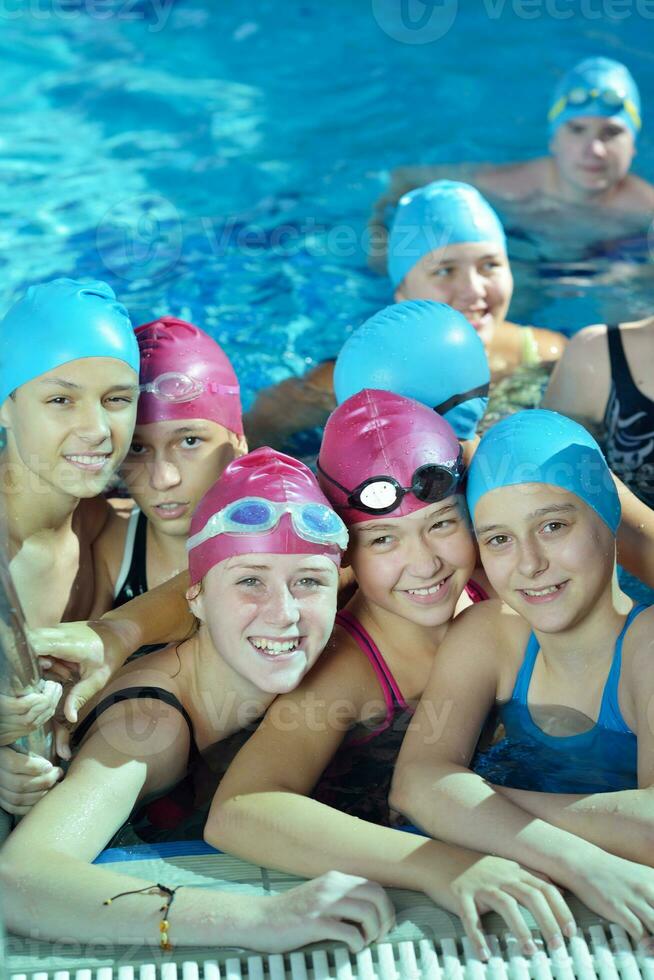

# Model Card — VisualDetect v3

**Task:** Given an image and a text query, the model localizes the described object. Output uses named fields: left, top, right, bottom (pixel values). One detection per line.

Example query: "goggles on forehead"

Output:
left=317, top=450, right=464, bottom=517
left=548, top=87, right=641, bottom=131
left=434, top=382, right=490, bottom=418
left=140, top=372, right=240, bottom=404
left=186, top=497, right=349, bottom=553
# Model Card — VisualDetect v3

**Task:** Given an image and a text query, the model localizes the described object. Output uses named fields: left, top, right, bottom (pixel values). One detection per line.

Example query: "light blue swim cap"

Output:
left=0, top=278, right=139, bottom=406
left=388, top=180, right=507, bottom=289
left=548, top=57, right=641, bottom=138
left=467, top=409, right=620, bottom=534
left=334, top=300, right=490, bottom=441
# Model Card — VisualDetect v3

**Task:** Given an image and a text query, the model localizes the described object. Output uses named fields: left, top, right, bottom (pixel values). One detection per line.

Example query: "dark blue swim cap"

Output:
left=388, top=180, right=506, bottom=289
left=334, top=301, right=490, bottom=441
left=0, top=278, right=139, bottom=406
left=548, top=57, right=641, bottom=138
left=467, top=409, right=620, bottom=534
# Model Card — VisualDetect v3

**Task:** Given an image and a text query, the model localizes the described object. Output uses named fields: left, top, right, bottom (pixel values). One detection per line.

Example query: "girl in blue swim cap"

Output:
left=245, top=180, right=567, bottom=451
left=388, top=180, right=566, bottom=376
left=393, top=410, right=654, bottom=939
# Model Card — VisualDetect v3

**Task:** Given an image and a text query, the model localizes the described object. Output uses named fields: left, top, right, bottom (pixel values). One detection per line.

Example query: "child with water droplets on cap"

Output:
left=0, top=448, right=400, bottom=953
left=392, top=410, right=654, bottom=940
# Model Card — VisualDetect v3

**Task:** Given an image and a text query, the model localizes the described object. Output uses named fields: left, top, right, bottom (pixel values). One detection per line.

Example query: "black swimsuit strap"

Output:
left=606, top=324, right=632, bottom=384
left=72, top=686, right=193, bottom=749
left=113, top=510, right=149, bottom=608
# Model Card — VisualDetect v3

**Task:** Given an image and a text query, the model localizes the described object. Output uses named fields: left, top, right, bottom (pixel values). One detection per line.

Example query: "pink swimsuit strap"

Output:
left=335, top=610, right=409, bottom=735
left=465, top=578, right=489, bottom=603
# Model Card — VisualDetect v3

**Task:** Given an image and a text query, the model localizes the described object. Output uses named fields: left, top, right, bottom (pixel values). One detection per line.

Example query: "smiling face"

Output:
left=394, top=241, right=513, bottom=347
left=550, top=116, right=636, bottom=200
left=348, top=496, right=476, bottom=628
left=475, top=484, right=615, bottom=633
left=120, top=418, right=245, bottom=538
left=1, top=357, right=138, bottom=498
left=188, top=552, right=339, bottom=694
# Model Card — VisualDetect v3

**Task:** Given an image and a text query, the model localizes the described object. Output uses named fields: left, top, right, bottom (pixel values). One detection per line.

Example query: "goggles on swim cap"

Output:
left=140, top=371, right=240, bottom=405
left=434, top=382, right=490, bottom=419
left=548, top=86, right=641, bottom=131
left=187, top=496, right=349, bottom=554
left=316, top=451, right=464, bottom=517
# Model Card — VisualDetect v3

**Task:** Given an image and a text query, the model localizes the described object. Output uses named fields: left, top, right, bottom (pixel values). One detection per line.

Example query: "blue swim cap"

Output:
left=467, top=409, right=620, bottom=534
left=388, top=180, right=507, bottom=289
left=0, top=278, right=139, bottom=406
left=548, top=57, right=641, bottom=138
left=334, top=301, right=490, bottom=441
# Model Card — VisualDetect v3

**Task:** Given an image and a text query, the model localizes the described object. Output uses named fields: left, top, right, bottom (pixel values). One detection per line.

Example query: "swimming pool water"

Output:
left=1, top=1, right=653, bottom=410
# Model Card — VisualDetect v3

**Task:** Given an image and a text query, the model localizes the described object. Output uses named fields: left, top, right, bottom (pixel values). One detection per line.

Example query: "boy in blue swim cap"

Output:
left=374, top=57, right=653, bottom=250
left=393, top=410, right=654, bottom=931
left=0, top=278, right=139, bottom=813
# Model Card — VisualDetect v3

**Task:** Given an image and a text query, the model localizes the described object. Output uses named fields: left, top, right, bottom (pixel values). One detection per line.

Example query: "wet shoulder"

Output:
left=620, top=173, right=654, bottom=209
left=475, top=158, right=548, bottom=198
left=446, top=598, right=528, bottom=658
left=306, top=622, right=385, bottom=705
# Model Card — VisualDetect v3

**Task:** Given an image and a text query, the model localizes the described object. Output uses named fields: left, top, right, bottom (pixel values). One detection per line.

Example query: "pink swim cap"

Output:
left=136, top=317, right=244, bottom=436
left=188, top=447, right=346, bottom=584
left=317, top=389, right=462, bottom=526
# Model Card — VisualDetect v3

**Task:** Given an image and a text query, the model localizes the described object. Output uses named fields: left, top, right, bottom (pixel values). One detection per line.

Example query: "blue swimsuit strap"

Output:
left=514, top=604, right=648, bottom=732
left=597, top=603, right=647, bottom=732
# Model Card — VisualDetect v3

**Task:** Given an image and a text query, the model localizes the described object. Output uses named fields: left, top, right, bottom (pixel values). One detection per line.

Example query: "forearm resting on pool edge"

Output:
left=491, top=784, right=654, bottom=865
left=389, top=759, right=611, bottom=886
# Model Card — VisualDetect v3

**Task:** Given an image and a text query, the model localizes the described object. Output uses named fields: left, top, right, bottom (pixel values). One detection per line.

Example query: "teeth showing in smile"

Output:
left=407, top=582, right=445, bottom=596
left=250, top=638, right=300, bottom=654
left=66, top=454, right=108, bottom=465
left=522, top=584, right=563, bottom=596
left=157, top=502, right=184, bottom=510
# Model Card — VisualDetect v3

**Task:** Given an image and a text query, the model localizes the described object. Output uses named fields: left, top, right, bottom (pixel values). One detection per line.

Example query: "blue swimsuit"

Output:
left=472, top=604, right=647, bottom=794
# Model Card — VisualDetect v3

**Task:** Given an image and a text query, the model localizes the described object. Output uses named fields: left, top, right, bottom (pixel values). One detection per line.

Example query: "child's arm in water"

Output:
left=243, top=361, right=336, bottom=451
left=209, top=635, right=576, bottom=958
left=0, top=670, right=393, bottom=953
left=483, top=606, right=654, bottom=866
left=391, top=601, right=654, bottom=940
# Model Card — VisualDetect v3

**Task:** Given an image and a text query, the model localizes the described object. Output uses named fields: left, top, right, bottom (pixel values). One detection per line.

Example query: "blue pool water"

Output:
left=1, top=1, right=653, bottom=409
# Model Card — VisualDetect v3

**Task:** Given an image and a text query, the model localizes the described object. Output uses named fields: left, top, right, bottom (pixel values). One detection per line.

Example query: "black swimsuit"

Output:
left=113, top=509, right=165, bottom=659
left=603, top=325, right=654, bottom=507
left=71, top=686, right=194, bottom=750
left=113, top=509, right=149, bottom=608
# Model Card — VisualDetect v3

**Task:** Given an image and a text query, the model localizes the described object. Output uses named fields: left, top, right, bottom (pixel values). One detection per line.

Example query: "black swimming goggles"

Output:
left=434, top=382, right=489, bottom=418
left=317, top=449, right=464, bottom=517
